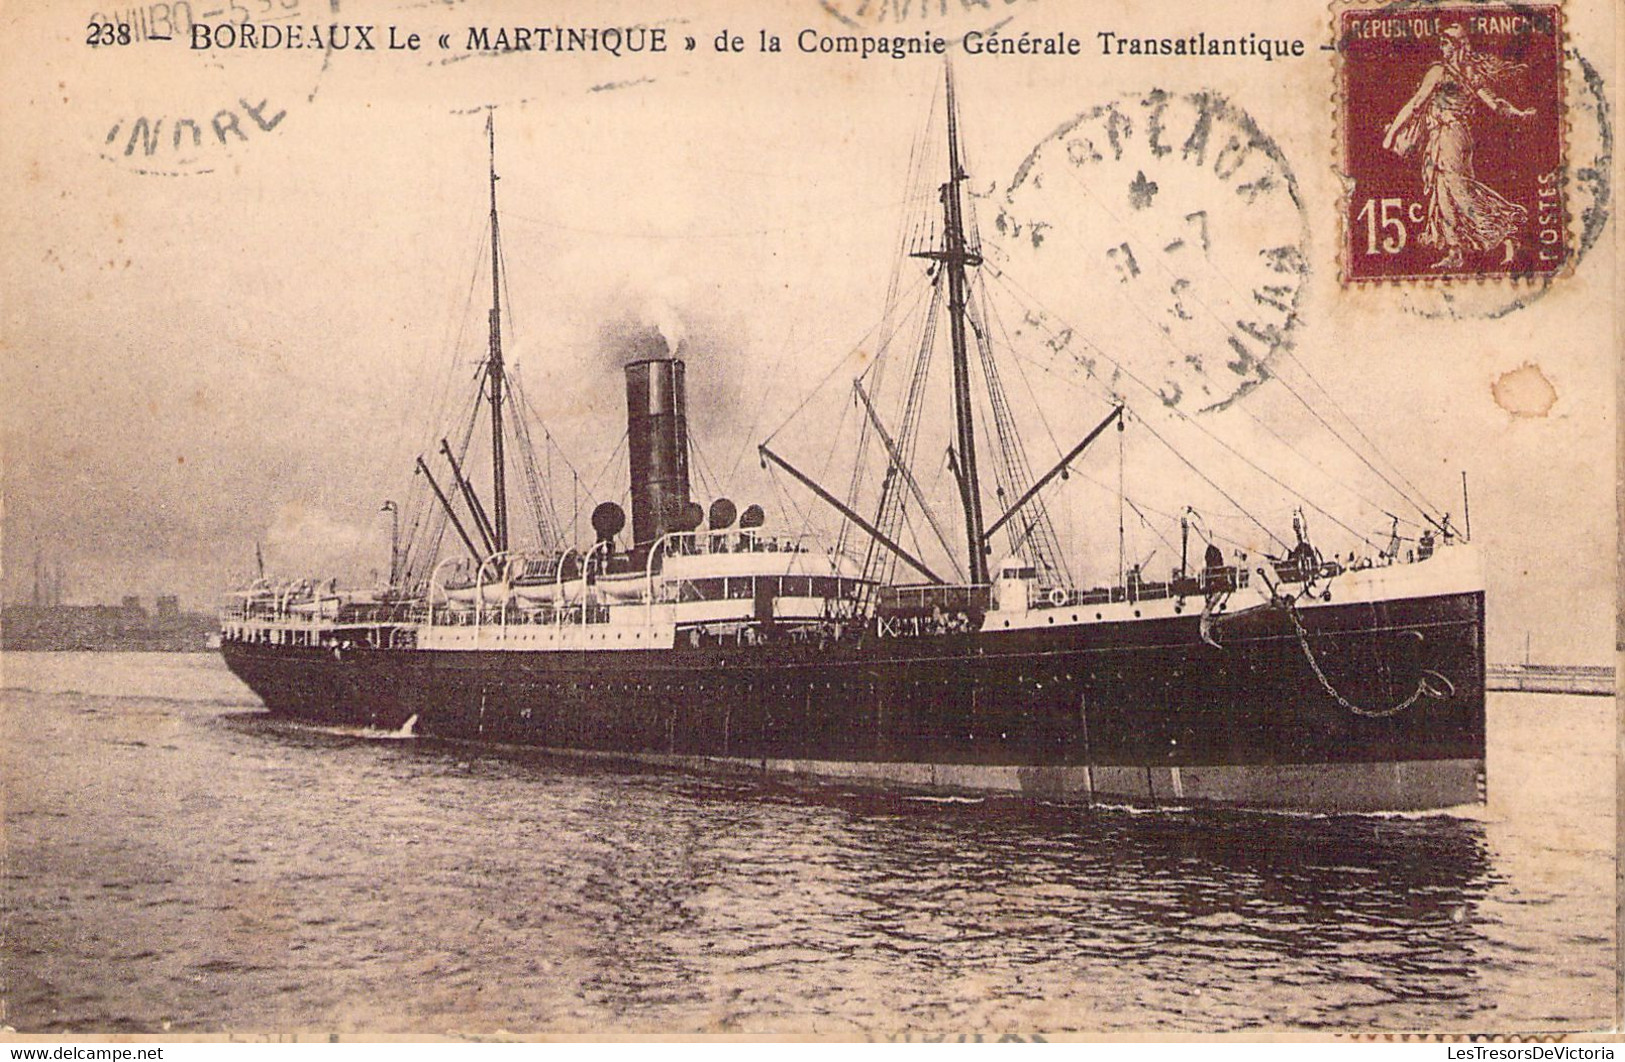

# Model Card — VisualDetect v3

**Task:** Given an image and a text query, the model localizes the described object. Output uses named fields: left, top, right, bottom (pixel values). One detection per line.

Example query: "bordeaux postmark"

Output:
left=1335, top=1, right=1567, bottom=283
left=996, top=90, right=1310, bottom=415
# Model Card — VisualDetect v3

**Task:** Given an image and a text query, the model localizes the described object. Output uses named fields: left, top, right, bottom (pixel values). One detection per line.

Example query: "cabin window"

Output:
left=810, top=576, right=842, bottom=598
left=688, top=578, right=724, bottom=600
left=727, top=577, right=754, bottom=600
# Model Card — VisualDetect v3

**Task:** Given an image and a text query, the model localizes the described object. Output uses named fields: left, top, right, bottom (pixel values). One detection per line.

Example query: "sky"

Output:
left=1, top=0, right=1616, bottom=663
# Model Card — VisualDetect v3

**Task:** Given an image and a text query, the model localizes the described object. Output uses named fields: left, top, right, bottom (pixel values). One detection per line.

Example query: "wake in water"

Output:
left=289, top=713, right=419, bottom=742
left=3, top=665, right=1612, bottom=1033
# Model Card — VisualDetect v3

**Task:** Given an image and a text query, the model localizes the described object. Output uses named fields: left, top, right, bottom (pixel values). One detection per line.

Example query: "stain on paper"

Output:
left=1491, top=362, right=1558, bottom=417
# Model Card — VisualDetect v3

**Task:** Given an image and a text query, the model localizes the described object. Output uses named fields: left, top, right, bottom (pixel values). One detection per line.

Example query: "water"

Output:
left=1, top=652, right=1614, bottom=1035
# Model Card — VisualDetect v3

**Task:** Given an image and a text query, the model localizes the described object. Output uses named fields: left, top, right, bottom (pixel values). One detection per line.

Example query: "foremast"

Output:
left=911, top=64, right=988, bottom=585
left=486, top=113, right=509, bottom=555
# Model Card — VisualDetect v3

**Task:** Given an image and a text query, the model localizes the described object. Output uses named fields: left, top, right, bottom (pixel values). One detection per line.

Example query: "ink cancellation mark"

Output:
left=101, top=98, right=290, bottom=175
left=1335, top=1, right=1568, bottom=284
left=89, top=0, right=328, bottom=176
left=996, top=90, right=1310, bottom=415
left=1390, top=47, right=1610, bottom=320
left=818, top=0, right=1038, bottom=37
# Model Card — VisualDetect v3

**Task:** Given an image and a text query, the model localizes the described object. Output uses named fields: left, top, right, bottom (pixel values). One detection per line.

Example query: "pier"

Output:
left=1486, top=663, right=1615, bottom=696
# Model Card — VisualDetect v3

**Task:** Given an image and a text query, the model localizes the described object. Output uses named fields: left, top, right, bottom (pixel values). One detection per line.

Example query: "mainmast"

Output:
left=913, top=64, right=988, bottom=585
left=486, top=112, right=510, bottom=555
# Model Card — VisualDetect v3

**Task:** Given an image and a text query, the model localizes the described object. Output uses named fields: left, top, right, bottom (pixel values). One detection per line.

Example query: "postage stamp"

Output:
left=1335, top=1, right=1567, bottom=283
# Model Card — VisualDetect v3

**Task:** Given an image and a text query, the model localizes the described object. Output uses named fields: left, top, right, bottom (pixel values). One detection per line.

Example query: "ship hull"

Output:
left=221, top=586, right=1485, bottom=813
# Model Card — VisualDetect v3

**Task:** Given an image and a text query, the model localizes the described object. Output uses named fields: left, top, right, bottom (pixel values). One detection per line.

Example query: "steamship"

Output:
left=220, top=74, right=1486, bottom=813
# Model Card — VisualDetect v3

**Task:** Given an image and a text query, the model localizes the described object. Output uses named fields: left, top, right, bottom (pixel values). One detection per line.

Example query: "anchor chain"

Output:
left=1283, top=599, right=1432, bottom=719
left=1198, top=591, right=1229, bottom=649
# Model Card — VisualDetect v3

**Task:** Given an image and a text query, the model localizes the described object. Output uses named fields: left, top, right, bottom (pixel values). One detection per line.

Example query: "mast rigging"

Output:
left=416, top=457, right=483, bottom=565
left=486, top=112, right=510, bottom=555
left=760, top=444, right=945, bottom=585
left=910, top=63, right=988, bottom=585
left=440, top=438, right=496, bottom=555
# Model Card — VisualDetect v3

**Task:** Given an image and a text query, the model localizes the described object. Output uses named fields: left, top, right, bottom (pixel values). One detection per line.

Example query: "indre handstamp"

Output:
left=1336, top=2, right=1567, bottom=283
left=88, top=0, right=327, bottom=176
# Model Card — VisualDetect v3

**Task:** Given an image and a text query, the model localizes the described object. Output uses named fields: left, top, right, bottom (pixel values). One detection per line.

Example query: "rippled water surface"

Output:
left=1, top=652, right=1614, bottom=1035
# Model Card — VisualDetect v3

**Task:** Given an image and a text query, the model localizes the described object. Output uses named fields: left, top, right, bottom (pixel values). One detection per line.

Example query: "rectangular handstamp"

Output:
left=1336, top=2, right=1567, bottom=282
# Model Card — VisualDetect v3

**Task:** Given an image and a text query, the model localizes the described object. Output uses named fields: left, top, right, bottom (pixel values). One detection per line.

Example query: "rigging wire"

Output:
left=966, top=281, right=1070, bottom=586
left=982, top=284, right=1066, bottom=464
left=399, top=199, right=494, bottom=587
left=846, top=81, right=940, bottom=554
left=505, top=370, right=564, bottom=549
left=842, top=269, right=937, bottom=557
left=1125, top=497, right=1178, bottom=564
left=689, top=433, right=723, bottom=502
left=1274, top=345, right=1444, bottom=517
left=382, top=198, right=490, bottom=574
left=409, top=204, right=491, bottom=501
left=498, top=223, right=519, bottom=346
left=984, top=267, right=1356, bottom=551
left=515, top=381, right=590, bottom=502
left=723, top=322, right=796, bottom=487
left=966, top=309, right=1283, bottom=553
left=763, top=392, right=859, bottom=547
left=766, top=464, right=822, bottom=552
left=760, top=270, right=935, bottom=447
left=584, top=428, right=630, bottom=504
left=988, top=237, right=1411, bottom=533
left=499, top=194, right=922, bottom=242
left=1043, top=158, right=1443, bottom=524
left=401, top=374, right=484, bottom=584
left=866, top=274, right=947, bottom=586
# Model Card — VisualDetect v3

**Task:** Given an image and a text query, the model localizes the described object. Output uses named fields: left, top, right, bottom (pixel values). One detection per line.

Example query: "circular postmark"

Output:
left=818, top=0, right=1038, bottom=37
left=994, top=89, right=1311, bottom=414
left=1391, top=47, right=1611, bottom=319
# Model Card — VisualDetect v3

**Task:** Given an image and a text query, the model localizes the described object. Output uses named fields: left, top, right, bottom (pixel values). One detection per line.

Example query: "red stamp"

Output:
left=1337, top=2, right=1567, bottom=282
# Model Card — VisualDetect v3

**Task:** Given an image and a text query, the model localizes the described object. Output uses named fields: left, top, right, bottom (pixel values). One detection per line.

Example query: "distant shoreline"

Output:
left=1486, top=663, right=1614, bottom=696
left=1, top=601, right=215, bottom=654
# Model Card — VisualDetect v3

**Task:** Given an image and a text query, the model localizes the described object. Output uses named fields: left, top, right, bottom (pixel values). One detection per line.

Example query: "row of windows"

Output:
left=677, top=575, right=858, bottom=602
left=228, top=627, right=322, bottom=646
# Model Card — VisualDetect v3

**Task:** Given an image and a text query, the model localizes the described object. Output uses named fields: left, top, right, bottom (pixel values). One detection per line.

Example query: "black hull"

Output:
left=221, top=590, right=1486, bottom=812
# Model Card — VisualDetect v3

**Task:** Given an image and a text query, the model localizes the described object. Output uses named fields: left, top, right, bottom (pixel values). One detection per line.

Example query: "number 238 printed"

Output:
left=86, top=21, right=133, bottom=45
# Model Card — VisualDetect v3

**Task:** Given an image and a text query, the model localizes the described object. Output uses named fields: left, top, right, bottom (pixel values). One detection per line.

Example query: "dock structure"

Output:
left=1486, top=664, right=1615, bottom=697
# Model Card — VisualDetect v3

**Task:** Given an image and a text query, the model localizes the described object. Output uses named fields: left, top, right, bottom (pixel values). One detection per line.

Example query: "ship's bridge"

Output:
left=638, top=529, right=869, bottom=624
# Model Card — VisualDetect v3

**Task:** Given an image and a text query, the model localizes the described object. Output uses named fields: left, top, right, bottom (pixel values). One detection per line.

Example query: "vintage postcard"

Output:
left=0, top=0, right=1617, bottom=1041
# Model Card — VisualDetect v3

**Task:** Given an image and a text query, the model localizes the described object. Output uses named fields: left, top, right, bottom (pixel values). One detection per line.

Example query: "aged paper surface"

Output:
left=0, top=0, right=1617, bottom=1040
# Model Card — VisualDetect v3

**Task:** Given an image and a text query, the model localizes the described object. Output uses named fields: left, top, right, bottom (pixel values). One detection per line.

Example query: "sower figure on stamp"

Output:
left=1381, top=24, right=1536, bottom=270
